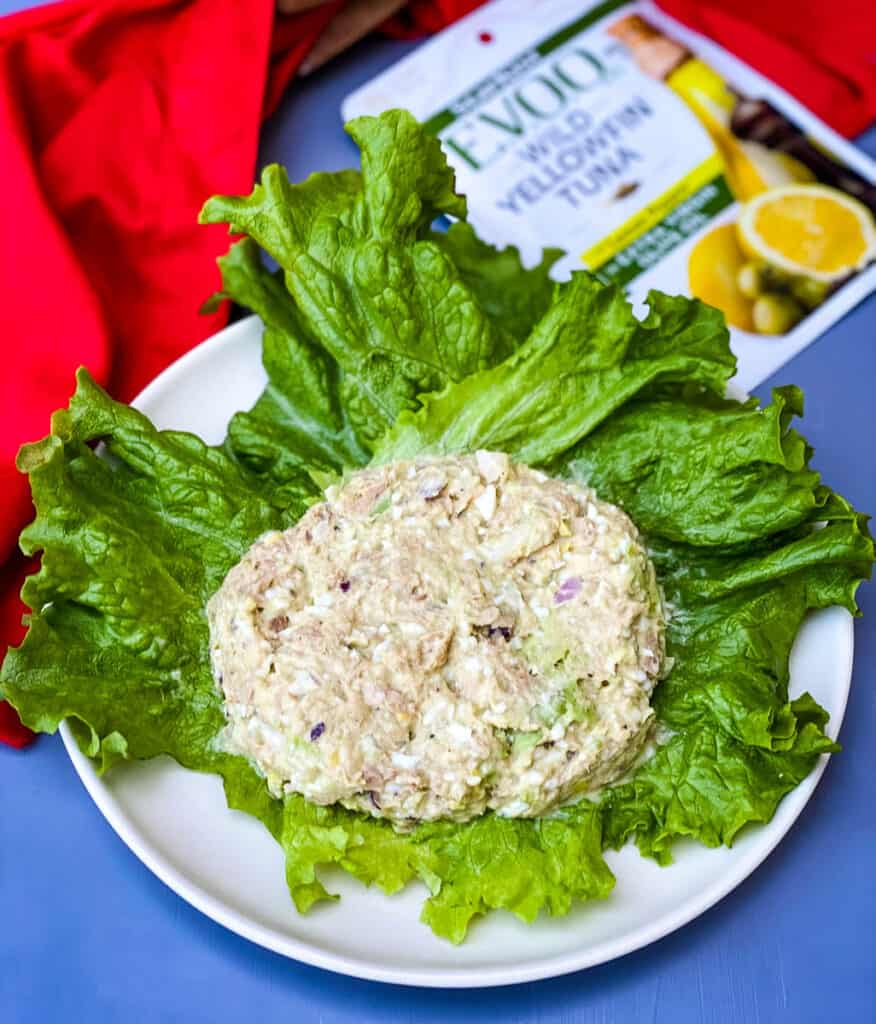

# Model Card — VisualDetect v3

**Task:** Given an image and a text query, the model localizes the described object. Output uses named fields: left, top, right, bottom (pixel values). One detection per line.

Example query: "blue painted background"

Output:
left=1, top=9, right=874, bottom=1022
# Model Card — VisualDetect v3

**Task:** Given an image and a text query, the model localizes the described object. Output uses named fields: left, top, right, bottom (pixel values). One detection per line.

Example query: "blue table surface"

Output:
left=2, top=8, right=875, bottom=1022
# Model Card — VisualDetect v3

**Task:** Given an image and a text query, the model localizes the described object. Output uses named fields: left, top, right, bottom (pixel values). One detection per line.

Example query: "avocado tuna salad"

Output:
left=208, top=452, right=665, bottom=823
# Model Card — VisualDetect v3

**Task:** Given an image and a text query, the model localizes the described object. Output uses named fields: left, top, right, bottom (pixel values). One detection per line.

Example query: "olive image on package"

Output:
left=611, top=14, right=876, bottom=338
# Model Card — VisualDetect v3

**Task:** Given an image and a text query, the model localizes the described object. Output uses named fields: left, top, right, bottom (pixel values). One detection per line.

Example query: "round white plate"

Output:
left=60, top=316, right=854, bottom=988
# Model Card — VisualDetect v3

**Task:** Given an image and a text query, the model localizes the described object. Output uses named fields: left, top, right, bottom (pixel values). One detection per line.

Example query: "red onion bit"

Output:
left=487, top=625, right=512, bottom=641
left=554, top=576, right=582, bottom=605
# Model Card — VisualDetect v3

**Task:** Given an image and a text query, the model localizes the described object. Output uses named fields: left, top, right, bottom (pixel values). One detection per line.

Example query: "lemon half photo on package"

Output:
left=2, top=111, right=873, bottom=943
left=689, top=183, right=876, bottom=336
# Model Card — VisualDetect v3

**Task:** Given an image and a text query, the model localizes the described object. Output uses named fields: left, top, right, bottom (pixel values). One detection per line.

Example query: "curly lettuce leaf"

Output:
left=428, top=223, right=563, bottom=356
left=416, top=801, right=613, bottom=942
left=209, top=239, right=369, bottom=491
left=560, top=385, right=819, bottom=547
left=376, top=278, right=736, bottom=466
left=643, top=492, right=871, bottom=745
left=601, top=694, right=837, bottom=862
left=278, top=794, right=613, bottom=943
left=203, top=114, right=564, bottom=488
left=0, top=371, right=292, bottom=782
left=603, top=523, right=865, bottom=862
left=214, top=228, right=560, bottom=491
left=200, top=111, right=506, bottom=447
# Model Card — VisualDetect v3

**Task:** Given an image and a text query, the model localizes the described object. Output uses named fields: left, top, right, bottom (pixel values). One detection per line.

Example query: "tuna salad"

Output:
left=208, top=452, right=666, bottom=825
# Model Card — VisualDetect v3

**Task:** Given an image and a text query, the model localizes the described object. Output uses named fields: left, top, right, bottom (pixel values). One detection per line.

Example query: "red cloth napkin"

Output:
left=0, top=0, right=337, bottom=747
left=2, top=0, right=875, bottom=748
left=657, top=0, right=876, bottom=140
left=386, top=0, right=483, bottom=36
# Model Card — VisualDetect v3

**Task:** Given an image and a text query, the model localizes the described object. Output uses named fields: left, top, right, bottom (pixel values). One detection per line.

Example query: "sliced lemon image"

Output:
left=688, top=223, right=754, bottom=331
left=737, top=184, right=876, bottom=283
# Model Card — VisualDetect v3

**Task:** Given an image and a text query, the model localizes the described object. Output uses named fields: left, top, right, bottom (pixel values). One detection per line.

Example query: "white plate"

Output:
left=60, top=316, right=854, bottom=988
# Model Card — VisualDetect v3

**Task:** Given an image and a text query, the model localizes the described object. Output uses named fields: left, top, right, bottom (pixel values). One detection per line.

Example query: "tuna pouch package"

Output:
left=344, top=0, right=876, bottom=390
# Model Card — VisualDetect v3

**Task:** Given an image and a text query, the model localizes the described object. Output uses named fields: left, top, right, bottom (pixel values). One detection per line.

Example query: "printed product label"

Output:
left=344, top=0, right=876, bottom=392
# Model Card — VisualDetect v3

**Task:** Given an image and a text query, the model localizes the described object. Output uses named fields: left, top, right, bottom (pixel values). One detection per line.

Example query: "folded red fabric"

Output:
left=0, top=0, right=334, bottom=747
left=384, top=0, right=483, bottom=37
left=657, top=0, right=876, bottom=140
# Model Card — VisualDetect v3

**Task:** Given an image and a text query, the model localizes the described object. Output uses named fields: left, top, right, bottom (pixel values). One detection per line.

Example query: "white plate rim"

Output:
left=58, top=316, right=854, bottom=988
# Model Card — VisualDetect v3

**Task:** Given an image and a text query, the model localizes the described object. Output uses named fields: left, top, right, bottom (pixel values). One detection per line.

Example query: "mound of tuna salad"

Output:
left=207, top=452, right=666, bottom=824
